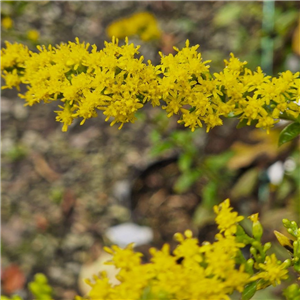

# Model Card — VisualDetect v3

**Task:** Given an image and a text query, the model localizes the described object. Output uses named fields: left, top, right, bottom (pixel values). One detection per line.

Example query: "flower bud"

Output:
left=294, top=261, right=300, bottom=273
left=263, top=242, right=271, bottom=252
left=294, top=240, right=300, bottom=256
left=245, top=258, right=254, bottom=274
left=250, top=246, right=257, bottom=256
left=282, top=259, right=292, bottom=268
left=282, top=219, right=291, bottom=227
left=283, top=283, right=300, bottom=299
left=291, top=221, right=297, bottom=228
left=252, top=241, right=261, bottom=249
left=248, top=213, right=263, bottom=240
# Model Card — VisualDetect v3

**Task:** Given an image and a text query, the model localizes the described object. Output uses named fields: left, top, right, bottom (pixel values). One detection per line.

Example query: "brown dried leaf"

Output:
left=2, top=265, right=26, bottom=294
left=228, top=130, right=289, bottom=170
left=31, top=153, right=60, bottom=182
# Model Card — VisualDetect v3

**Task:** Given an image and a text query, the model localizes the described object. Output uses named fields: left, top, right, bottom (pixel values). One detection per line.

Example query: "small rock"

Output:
left=1, top=97, right=13, bottom=114
left=112, top=180, right=131, bottom=204
left=107, top=204, right=130, bottom=222
left=267, top=161, right=284, bottom=185
left=62, top=233, right=94, bottom=251
left=13, top=103, right=28, bottom=120
left=105, top=222, right=153, bottom=247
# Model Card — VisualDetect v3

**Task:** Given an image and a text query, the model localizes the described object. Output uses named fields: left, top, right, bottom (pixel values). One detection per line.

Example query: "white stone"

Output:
left=106, top=222, right=153, bottom=247
left=267, top=161, right=284, bottom=185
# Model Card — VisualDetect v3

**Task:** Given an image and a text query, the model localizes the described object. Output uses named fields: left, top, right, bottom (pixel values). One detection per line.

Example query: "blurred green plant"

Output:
left=150, top=126, right=235, bottom=198
left=283, top=284, right=300, bottom=300
left=1, top=273, right=52, bottom=300
left=212, top=1, right=299, bottom=73
left=28, top=273, right=52, bottom=300
left=5, top=144, right=27, bottom=162
left=1, top=296, right=22, bottom=300
left=1, top=1, right=41, bottom=45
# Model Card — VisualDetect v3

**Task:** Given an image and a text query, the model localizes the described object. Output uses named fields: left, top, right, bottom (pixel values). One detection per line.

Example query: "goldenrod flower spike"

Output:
left=1, top=39, right=299, bottom=133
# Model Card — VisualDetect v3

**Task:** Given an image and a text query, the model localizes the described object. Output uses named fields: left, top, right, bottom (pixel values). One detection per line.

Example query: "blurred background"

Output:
left=1, top=1, right=300, bottom=299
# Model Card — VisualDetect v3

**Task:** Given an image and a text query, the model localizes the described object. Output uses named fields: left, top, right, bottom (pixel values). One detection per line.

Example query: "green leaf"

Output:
left=205, top=151, right=234, bottom=171
left=278, top=122, right=300, bottom=147
left=178, top=153, right=193, bottom=172
left=192, top=205, right=215, bottom=227
left=202, top=181, right=218, bottom=209
left=214, top=3, right=243, bottom=27
left=242, top=281, right=258, bottom=300
left=231, top=168, right=259, bottom=198
left=174, top=170, right=201, bottom=193
left=140, top=286, right=152, bottom=300
left=150, top=130, right=161, bottom=143
left=171, top=131, right=192, bottom=146
left=150, top=142, right=173, bottom=157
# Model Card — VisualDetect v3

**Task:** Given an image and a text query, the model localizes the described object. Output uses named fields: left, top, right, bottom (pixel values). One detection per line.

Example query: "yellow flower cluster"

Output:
left=160, top=45, right=300, bottom=133
left=250, top=253, right=289, bottom=289
left=76, top=199, right=250, bottom=300
left=1, top=38, right=160, bottom=131
left=1, top=199, right=293, bottom=300
left=106, top=12, right=161, bottom=41
left=1, top=38, right=300, bottom=132
left=213, top=198, right=244, bottom=235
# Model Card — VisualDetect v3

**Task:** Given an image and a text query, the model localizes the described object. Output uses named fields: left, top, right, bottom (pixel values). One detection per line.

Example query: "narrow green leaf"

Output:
left=205, top=151, right=234, bottom=171
left=174, top=170, right=200, bottom=193
left=278, top=122, right=300, bottom=147
left=202, top=181, right=218, bottom=208
left=150, top=142, right=173, bottom=156
left=178, top=153, right=193, bottom=172
left=242, top=281, right=258, bottom=300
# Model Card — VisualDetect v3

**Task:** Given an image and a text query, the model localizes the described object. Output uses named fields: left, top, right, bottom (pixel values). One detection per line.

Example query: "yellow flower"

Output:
left=104, top=243, right=143, bottom=270
left=214, top=199, right=244, bottom=236
left=250, top=254, right=289, bottom=289
left=76, top=199, right=257, bottom=299
left=2, top=16, right=13, bottom=29
left=54, top=103, right=75, bottom=132
left=1, top=69, right=21, bottom=91
left=1, top=41, right=29, bottom=70
left=27, top=29, right=40, bottom=42
left=224, top=53, right=247, bottom=72
left=173, top=230, right=203, bottom=265
left=249, top=213, right=259, bottom=223
left=106, top=12, right=161, bottom=41
left=84, top=272, right=112, bottom=299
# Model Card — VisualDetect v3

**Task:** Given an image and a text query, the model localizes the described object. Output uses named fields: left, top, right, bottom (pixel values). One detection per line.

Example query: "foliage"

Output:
left=150, top=126, right=234, bottom=200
